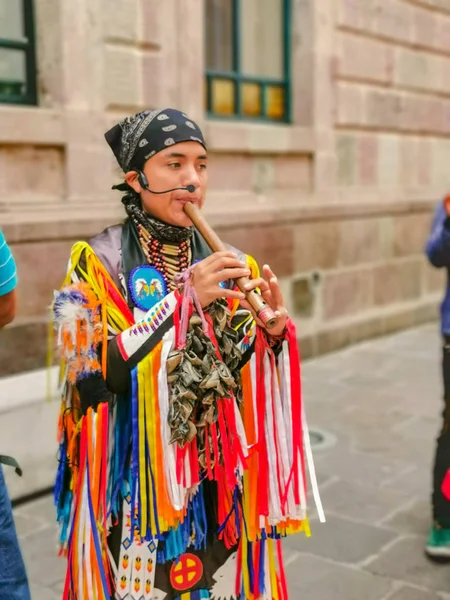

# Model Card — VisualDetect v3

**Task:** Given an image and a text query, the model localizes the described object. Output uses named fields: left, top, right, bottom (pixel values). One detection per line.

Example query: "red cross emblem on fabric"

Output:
left=169, top=553, right=203, bottom=591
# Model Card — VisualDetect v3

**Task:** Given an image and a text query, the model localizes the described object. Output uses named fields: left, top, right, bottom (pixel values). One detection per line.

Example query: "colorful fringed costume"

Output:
left=52, top=108, right=324, bottom=600
left=53, top=226, right=324, bottom=600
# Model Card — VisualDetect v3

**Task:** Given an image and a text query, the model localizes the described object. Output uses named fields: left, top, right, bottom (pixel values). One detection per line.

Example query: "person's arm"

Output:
left=425, top=198, right=450, bottom=268
left=56, top=248, right=180, bottom=398
left=57, top=248, right=258, bottom=397
left=106, top=292, right=178, bottom=393
left=0, top=232, right=17, bottom=327
left=0, top=290, right=16, bottom=327
left=105, top=251, right=250, bottom=392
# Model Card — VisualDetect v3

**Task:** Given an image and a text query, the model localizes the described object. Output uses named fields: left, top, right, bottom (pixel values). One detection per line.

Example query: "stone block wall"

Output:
left=335, top=0, right=450, bottom=192
left=0, top=0, right=446, bottom=376
left=306, top=0, right=450, bottom=356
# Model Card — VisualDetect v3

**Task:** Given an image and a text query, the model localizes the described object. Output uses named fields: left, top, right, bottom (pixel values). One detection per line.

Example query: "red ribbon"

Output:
left=255, top=328, right=270, bottom=518
left=285, top=319, right=306, bottom=506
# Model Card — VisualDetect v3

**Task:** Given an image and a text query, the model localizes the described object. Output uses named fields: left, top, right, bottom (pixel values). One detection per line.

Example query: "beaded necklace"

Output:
left=137, top=223, right=191, bottom=291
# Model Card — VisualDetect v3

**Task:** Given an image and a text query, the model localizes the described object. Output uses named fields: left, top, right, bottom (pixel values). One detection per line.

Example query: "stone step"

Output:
left=0, top=366, right=60, bottom=501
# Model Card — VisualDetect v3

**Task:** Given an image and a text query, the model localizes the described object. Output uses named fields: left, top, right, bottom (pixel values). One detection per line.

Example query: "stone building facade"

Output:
left=1, top=0, right=447, bottom=377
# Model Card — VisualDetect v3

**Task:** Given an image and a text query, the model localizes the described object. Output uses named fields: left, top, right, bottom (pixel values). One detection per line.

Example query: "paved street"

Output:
left=12, top=323, right=450, bottom=599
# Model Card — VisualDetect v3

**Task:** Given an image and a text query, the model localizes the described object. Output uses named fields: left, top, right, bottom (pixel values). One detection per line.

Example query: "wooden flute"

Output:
left=183, top=201, right=279, bottom=330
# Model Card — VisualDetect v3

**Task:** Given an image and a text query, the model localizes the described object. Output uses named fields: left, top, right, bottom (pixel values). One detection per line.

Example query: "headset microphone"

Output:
left=137, top=170, right=196, bottom=195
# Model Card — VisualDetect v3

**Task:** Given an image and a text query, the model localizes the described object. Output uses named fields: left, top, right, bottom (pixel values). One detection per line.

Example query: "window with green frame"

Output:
left=205, top=0, right=291, bottom=122
left=0, top=0, right=37, bottom=105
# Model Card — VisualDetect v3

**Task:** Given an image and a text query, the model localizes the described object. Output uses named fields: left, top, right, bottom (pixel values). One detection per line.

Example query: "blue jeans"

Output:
left=0, top=466, right=31, bottom=600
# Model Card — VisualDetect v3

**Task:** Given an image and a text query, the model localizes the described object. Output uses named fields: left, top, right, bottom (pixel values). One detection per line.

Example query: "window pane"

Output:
left=0, top=48, right=26, bottom=81
left=211, top=78, right=235, bottom=115
left=205, top=0, right=234, bottom=72
left=0, top=0, right=25, bottom=41
left=266, top=85, right=285, bottom=120
left=242, top=82, right=261, bottom=117
left=240, top=0, right=284, bottom=79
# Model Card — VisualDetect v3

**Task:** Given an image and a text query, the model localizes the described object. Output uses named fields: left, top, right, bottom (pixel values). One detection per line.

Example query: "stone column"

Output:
left=140, top=0, right=179, bottom=109
left=291, top=0, right=315, bottom=127
left=175, top=0, right=205, bottom=122
left=60, top=0, right=111, bottom=203
left=311, top=0, right=337, bottom=194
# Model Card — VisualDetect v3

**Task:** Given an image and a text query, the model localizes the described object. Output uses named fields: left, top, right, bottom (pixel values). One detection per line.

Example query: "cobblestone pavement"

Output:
left=12, top=324, right=450, bottom=599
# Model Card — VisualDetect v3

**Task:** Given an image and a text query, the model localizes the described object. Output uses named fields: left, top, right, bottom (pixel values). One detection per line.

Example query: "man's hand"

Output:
left=444, top=195, right=450, bottom=216
left=0, top=289, right=16, bottom=328
left=192, top=251, right=248, bottom=307
left=240, top=264, right=288, bottom=337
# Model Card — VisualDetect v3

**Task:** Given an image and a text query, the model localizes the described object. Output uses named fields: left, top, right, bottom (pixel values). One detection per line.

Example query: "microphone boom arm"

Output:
left=144, top=184, right=196, bottom=195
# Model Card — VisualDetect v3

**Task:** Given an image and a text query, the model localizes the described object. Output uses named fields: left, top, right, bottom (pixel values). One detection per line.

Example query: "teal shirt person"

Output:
left=0, top=231, right=30, bottom=599
left=0, top=231, right=17, bottom=296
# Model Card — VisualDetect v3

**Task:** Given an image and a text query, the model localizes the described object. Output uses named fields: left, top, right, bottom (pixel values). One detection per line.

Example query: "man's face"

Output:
left=125, top=141, right=208, bottom=228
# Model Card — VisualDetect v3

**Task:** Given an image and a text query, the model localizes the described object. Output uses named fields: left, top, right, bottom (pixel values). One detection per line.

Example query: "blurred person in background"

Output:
left=0, top=230, right=16, bottom=327
left=0, top=230, right=31, bottom=600
left=425, top=195, right=450, bottom=561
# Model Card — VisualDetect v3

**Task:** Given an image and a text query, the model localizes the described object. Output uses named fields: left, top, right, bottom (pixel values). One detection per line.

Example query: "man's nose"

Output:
left=183, top=166, right=201, bottom=189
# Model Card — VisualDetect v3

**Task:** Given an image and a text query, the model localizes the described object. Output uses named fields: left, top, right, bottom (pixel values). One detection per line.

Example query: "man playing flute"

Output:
left=53, top=108, right=323, bottom=600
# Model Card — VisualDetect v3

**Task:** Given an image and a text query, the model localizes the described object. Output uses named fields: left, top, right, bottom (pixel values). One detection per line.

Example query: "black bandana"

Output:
left=104, top=108, right=207, bottom=173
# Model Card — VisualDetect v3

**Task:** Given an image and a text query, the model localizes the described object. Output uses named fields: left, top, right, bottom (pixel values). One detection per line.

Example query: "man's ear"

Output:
left=125, top=170, right=141, bottom=194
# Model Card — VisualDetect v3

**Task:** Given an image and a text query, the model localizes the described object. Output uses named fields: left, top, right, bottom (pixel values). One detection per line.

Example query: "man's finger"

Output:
left=214, top=267, right=252, bottom=283
left=445, top=195, right=450, bottom=217
left=269, top=276, right=284, bottom=308
left=221, top=288, right=246, bottom=300
left=200, top=251, right=241, bottom=268
left=243, top=277, right=269, bottom=293
left=262, top=264, right=276, bottom=280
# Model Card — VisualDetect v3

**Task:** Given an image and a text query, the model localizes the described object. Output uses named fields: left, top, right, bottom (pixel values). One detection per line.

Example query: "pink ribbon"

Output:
left=174, top=265, right=209, bottom=348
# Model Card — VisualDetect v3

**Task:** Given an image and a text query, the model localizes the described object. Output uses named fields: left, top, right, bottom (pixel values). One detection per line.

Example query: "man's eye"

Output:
left=198, top=164, right=207, bottom=170
left=168, top=162, right=181, bottom=169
